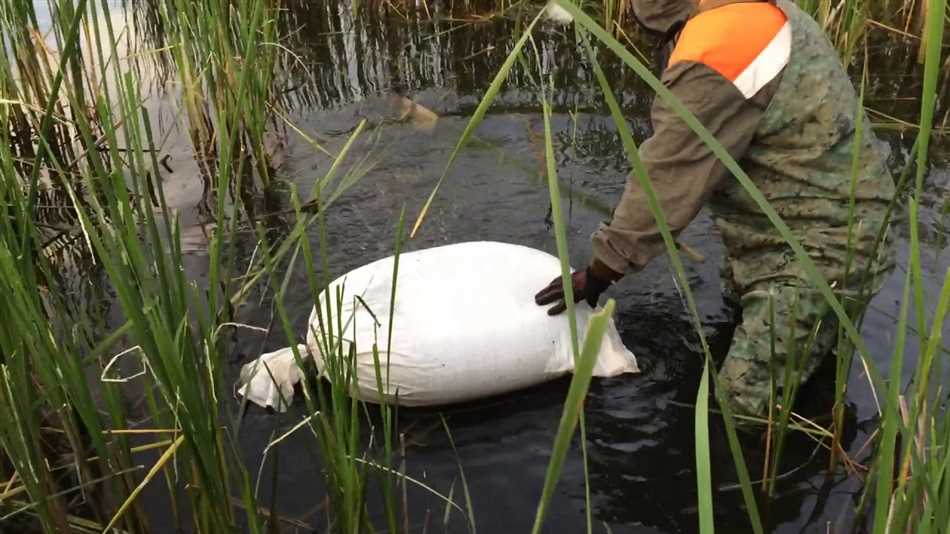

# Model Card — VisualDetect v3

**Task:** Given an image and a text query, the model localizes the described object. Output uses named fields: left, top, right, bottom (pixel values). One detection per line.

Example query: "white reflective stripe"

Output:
left=732, top=21, right=791, bottom=99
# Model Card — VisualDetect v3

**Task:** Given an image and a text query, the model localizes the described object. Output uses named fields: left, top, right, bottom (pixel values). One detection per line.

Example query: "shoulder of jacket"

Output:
left=668, top=2, right=790, bottom=98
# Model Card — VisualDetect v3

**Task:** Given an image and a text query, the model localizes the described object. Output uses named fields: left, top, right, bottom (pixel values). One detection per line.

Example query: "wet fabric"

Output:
left=592, top=0, right=895, bottom=416
left=717, top=284, right=837, bottom=417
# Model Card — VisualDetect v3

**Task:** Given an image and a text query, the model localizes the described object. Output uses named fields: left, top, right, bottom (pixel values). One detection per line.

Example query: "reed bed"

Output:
left=0, top=0, right=411, bottom=531
left=1, top=0, right=949, bottom=532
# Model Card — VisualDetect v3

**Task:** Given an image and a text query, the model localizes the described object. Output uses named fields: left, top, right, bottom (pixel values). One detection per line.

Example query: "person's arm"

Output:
left=537, top=3, right=791, bottom=316
left=590, top=60, right=777, bottom=279
left=536, top=62, right=775, bottom=316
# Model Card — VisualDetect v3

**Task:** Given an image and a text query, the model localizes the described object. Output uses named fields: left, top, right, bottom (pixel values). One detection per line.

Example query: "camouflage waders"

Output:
left=710, top=1, right=895, bottom=416
left=591, top=0, right=896, bottom=417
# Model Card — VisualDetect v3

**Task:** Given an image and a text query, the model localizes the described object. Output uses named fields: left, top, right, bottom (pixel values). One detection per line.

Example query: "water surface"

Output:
left=117, top=4, right=950, bottom=532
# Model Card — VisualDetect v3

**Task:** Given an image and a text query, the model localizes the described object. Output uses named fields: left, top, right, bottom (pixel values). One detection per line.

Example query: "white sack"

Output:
left=237, top=345, right=307, bottom=412
left=238, top=241, right=638, bottom=411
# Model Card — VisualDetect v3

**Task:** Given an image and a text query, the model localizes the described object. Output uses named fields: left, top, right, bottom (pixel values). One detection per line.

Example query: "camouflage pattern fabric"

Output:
left=600, top=0, right=896, bottom=417
left=717, top=283, right=838, bottom=417
left=710, top=1, right=895, bottom=294
left=710, top=1, right=895, bottom=416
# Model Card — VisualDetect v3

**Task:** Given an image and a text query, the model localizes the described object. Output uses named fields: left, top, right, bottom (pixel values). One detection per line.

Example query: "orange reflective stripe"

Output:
left=668, top=3, right=788, bottom=83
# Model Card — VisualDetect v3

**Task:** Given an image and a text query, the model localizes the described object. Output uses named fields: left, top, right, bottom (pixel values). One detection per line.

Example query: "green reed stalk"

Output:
left=402, top=19, right=609, bottom=529
left=855, top=0, right=947, bottom=529
left=766, top=301, right=824, bottom=497
left=577, top=28, right=762, bottom=534
left=530, top=300, right=614, bottom=534
left=886, top=269, right=950, bottom=531
left=576, top=29, right=721, bottom=530
left=567, top=101, right=596, bottom=534
left=0, top=1, right=176, bottom=530
left=242, top=137, right=406, bottom=531
left=18, top=0, right=90, bottom=258
left=442, top=416, right=479, bottom=534
left=911, top=0, right=946, bottom=345
left=694, top=359, right=714, bottom=533
left=0, top=0, right=373, bottom=531
left=871, top=271, right=911, bottom=534
left=830, top=61, right=869, bottom=470
left=533, top=84, right=598, bottom=533
left=374, top=208, right=406, bottom=534
left=254, top=215, right=371, bottom=534
left=410, top=10, right=544, bottom=237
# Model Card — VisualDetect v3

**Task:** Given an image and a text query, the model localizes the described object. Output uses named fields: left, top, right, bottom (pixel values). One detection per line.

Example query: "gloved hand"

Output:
left=534, top=262, right=619, bottom=316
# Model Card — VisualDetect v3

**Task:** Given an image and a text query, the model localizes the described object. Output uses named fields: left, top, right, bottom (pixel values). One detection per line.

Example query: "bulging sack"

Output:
left=238, top=241, right=638, bottom=411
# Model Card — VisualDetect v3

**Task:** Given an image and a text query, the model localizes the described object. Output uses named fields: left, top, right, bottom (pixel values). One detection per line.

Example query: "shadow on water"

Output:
left=33, top=0, right=950, bottom=532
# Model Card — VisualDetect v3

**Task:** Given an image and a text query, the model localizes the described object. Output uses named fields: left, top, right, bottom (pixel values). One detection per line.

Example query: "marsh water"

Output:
left=53, top=2, right=950, bottom=532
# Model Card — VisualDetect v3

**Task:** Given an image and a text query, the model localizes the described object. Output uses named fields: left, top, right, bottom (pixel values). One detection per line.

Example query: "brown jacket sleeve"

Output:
left=590, top=61, right=779, bottom=277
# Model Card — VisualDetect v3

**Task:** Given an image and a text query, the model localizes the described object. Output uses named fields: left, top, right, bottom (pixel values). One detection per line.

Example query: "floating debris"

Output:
left=390, top=95, right=439, bottom=132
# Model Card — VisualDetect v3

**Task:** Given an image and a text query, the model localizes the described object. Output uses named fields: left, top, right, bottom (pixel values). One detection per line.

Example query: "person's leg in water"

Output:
left=717, top=284, right=839, bottom=418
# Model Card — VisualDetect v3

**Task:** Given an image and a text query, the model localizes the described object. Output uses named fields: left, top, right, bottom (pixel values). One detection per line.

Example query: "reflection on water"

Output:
left=20, top=0, right=950, bottom=532
left=232, top=8, right=949, bottom=533
left=279, top=0, right=657, bottom=114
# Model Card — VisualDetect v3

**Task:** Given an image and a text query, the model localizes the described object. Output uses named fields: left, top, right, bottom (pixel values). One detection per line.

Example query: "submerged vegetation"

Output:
left=0, top=0, right=948, bottom=532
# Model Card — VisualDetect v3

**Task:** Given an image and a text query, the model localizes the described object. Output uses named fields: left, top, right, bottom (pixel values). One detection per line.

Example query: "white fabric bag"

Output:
left=238, top=241, right=638, bottom=411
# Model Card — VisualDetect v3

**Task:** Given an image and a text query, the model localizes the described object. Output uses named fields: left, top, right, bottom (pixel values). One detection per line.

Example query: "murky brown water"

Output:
left=55, top=2, right=950, bottom=532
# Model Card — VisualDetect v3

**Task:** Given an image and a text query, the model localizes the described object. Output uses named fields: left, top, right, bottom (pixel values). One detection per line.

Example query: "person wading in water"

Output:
left=535, top=0, right=895, bottom=417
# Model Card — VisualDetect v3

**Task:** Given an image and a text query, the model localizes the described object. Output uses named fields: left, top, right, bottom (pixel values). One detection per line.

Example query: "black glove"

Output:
left=534, top=265, right=615, bottom=316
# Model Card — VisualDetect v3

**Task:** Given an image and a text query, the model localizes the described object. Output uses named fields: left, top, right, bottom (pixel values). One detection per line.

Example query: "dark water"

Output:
left=124, top=3, right=950, bottom=533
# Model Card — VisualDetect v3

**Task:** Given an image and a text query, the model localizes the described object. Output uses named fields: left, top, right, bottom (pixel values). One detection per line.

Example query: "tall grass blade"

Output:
left=872, top=271, right=912, bottom=534
left=531, top=300, right=615, bottom=534
left=577, top=28, right=763, bottom=534
left=538, top=75, right=595, bottom=533
left=441, top=416, right=478, bottom=534
left=540, top=93, right=580, bottom=357
left=103, top=435, right=186, bottom=532
left=20, top=0, right=90, bottom=253
left=410, top=12, right=544, bottom=238
left=910, top=0, right=946, bottom=349
left=695, top=360, right=714, bottom=534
